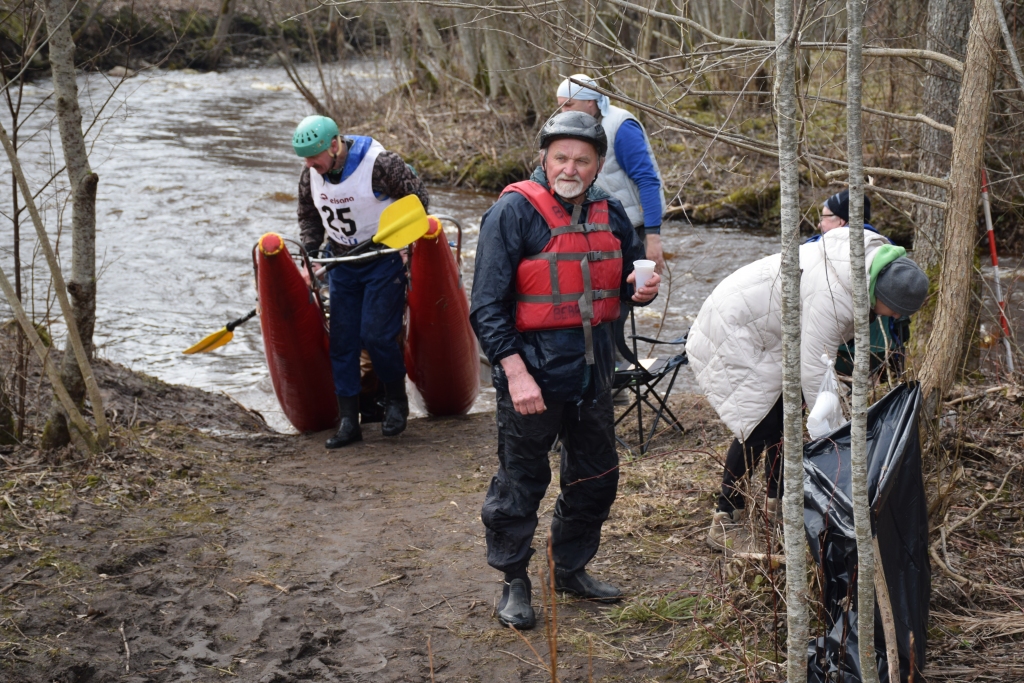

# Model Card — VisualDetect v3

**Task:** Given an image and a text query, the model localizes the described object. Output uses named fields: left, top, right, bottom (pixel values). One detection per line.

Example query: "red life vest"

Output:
left=501, top=180, right=623, bottom=364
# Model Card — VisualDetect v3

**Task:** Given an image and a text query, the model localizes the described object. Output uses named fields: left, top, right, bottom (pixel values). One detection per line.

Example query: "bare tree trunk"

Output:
left=775, top=0, right=809, bottom=681
left=583, top=0, right=599, bottom=64
left=209, top=0, right=237, bottom=69
left=919, top=0, right=1000, bottom=413
left=454, top=8, right=480, bottom=83
left=739, top=0, right=754, bottom=37
left=846, top=0, right=877, bottom=679
left=417, top=3, right=446, bottom=57
left=483, top=16, right=511, bottom=99
left=41, top=0, right=104, bottom=451
left=914, top=0, right=971, bottom=270
left=415, top=2, right=447, bottom=91
left=993, top=0, right=1024, bottom=92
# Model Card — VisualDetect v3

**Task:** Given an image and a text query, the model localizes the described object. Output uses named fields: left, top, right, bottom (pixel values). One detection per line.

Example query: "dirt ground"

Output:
left=2, top=359, right=1024, bottom=682
left=0, top=372, right=739, bottom=682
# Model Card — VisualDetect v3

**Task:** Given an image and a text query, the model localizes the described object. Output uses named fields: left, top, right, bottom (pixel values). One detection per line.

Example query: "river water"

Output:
left=1, top=64, right=784, bottom=432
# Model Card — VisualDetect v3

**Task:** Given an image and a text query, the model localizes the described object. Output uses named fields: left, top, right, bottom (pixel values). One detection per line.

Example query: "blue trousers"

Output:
left=327, top=253, right=407, bottom=397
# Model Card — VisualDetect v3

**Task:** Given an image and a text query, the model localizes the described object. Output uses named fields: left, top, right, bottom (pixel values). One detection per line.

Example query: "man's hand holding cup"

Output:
left=629, top=259, right=660, bottom=303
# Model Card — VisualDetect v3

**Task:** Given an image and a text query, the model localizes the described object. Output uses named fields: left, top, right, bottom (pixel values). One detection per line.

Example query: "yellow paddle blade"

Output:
left=372, top=194, right=429, bottom=248
left=182, top=328, right=234, bottom=355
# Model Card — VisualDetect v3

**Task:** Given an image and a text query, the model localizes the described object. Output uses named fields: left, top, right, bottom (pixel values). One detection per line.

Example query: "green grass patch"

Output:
left=611, top=593, right=712, bottom=624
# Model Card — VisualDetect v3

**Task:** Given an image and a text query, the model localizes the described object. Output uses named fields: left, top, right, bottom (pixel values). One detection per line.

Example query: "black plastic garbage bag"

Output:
left=804, top=383, right=929, bottom=683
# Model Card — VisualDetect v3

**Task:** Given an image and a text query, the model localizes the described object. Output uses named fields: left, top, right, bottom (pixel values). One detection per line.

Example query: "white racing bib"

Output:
left=310, top=138, right=395, bottom=247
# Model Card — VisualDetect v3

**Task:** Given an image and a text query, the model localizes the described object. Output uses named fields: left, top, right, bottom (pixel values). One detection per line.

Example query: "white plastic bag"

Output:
left=807, top=353, right=844, bottom=439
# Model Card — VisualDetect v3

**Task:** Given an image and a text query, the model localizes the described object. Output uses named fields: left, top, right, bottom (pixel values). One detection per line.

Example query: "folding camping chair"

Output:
left=612, top=308, right=688, bottom=454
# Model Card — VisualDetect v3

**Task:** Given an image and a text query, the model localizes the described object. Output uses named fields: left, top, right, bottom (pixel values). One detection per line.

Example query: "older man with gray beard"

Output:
left=470, top=111, right=661, bottom=629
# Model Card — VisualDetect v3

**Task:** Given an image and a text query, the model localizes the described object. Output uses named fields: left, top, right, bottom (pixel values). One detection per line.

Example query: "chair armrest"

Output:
left=630, top=334, right=688, bottom=345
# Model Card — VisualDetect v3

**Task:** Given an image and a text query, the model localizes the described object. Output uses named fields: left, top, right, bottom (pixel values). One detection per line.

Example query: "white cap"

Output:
left=556, top=74, right=610, bottom=116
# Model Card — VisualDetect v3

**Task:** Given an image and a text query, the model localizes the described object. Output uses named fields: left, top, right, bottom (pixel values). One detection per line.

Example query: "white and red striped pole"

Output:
left=981, top=168, right=1015, bottom=374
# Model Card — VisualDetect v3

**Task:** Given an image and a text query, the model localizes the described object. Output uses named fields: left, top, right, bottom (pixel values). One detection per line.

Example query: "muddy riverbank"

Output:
left=3, top=336, right=1024, bottom=681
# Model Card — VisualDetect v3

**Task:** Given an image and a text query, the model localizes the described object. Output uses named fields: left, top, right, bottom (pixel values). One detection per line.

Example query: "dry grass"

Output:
left=531, top=381, right=1024, bottom=681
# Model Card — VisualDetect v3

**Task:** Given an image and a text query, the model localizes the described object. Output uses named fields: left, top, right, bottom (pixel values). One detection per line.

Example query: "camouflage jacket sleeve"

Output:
left=372, top=151, right=430, bottom=211
left=297, top=167, right=325, bottom=255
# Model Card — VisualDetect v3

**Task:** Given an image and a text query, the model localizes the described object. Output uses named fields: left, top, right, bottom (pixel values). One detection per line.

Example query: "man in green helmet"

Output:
left=293, top=115, right=430, bottom=448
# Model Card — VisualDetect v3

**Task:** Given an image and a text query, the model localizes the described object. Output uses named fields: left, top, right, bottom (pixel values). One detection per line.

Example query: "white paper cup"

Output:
left=633, top=260, right=656, bottom=289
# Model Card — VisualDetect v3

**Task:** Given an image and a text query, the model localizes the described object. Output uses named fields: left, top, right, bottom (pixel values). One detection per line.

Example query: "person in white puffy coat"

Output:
left=685, top=225, right=930, bottom=550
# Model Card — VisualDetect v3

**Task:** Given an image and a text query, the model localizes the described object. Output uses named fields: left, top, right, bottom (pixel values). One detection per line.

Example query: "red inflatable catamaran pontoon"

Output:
left=253, top=219, right=478, bottom=433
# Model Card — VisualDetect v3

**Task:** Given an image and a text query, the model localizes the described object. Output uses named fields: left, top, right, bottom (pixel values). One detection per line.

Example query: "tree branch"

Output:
left=602, top=0, right=964, bottom=72
left=826, top=166, right=950, bottom=190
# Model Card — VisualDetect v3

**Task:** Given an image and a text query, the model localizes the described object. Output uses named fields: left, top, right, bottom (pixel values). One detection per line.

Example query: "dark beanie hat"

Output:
left=874, top=257, right=929, bottom=317
left=826, top=189, right=871, bottom=224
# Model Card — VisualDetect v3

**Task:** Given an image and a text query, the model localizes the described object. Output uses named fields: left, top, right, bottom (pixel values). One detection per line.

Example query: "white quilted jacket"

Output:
left=685, top=227, right=890, bottom=440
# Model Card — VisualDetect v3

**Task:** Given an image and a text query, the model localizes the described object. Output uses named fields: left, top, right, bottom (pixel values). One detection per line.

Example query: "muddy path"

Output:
left=4, top=362, right=1024, bottom=682
left=1, top=379, right=742, bottom=683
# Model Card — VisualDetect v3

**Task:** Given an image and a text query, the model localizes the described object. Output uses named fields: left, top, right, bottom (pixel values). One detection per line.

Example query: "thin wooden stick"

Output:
left=944, top=384, right=1014, bottom=407
left=427, top=635, right=435, bottom=683
left=825, top=166, right=950, bottom=190
left=1, top=493, right=34, bottom=530
left=873, top=538, right=901, bottom=683
left=119, top=621, right=130, bottom=673
left=827, top=181, right=947, bottom=209
left=546, top=537, right=558, bottom=683
left=0, top=567, right=42, bottom=595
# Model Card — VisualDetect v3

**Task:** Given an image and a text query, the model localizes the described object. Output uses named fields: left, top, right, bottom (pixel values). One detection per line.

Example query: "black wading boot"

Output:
left=325, top=395, right=362, bottom=449
left=555, top=569, right=622, bottom=603
left=381, top=380, right=409, bottom=437
left=497, top=574, right=535, bottom=630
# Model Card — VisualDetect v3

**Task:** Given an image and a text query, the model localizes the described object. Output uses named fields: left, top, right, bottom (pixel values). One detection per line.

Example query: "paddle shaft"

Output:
left=227, top=308, right=258, bottom=332
left=227, top=245, right=392, bottom=333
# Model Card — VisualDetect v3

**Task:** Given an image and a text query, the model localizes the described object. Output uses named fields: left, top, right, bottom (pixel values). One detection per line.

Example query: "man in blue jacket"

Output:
left=556, top=74, right=667, bottom=273
left=471, top=112, right=661, bottom=630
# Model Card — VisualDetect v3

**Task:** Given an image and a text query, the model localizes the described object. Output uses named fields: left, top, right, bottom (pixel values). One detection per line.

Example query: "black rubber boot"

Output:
left=555, top=570, right=622, bottom=603
left=381, top=381, right=409, bottom=437
left=497, top=576, right=535, bottom=630
left=325, top=395, right=362, bottom=449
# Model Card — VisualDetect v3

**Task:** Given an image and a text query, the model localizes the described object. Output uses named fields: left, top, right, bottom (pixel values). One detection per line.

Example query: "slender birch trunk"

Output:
left=775, top=0, right=809, bottom=680
left=919, top=0, right=1000, bottom=414
left=40, top=0, right=107, bottom=451
left=846, top=0, right=877, bottom=679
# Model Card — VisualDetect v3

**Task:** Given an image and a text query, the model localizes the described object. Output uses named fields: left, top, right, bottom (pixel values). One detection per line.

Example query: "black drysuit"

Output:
left=470, top=168, right=650, bottom=578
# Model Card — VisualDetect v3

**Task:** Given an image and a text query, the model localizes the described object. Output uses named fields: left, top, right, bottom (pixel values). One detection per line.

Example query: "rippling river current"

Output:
left=1, top=64, right=782, bottom=432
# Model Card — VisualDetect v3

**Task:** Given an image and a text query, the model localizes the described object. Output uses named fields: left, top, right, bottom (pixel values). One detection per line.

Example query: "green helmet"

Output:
left=292, top=115, right=339, bottom=157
